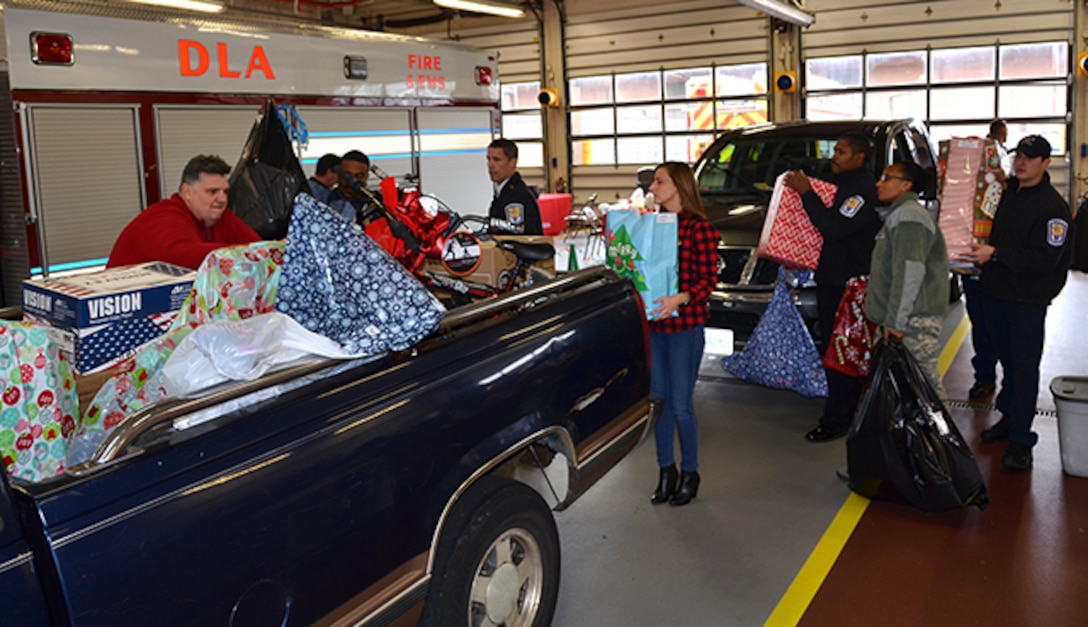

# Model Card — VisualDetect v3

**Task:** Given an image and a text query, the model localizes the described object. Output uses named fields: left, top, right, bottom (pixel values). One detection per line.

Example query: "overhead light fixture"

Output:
left=735, top=0, right=815, bottom=27
left=434, top=0, right=525, bottom=19
left=127, top=0, right=226, bottom=13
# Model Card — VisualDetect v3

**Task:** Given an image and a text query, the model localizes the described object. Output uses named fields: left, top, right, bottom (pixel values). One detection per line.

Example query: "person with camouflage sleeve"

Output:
left=865, top=161, right=950, bottom=399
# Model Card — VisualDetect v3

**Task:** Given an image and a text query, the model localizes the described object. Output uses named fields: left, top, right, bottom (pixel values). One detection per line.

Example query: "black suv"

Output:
left=693, top=119, right=938, bottom=337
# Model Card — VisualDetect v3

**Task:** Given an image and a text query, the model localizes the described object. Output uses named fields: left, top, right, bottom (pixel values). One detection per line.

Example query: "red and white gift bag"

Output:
left=757, top=172, right=837, bottom=270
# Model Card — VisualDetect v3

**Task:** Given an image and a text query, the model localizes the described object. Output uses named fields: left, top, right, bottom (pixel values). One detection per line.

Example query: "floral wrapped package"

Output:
left=0, top=321, right=79, bottom=481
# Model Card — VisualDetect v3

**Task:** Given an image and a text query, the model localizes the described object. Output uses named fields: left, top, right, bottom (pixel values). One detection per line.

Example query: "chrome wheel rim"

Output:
left=468, top=527, right=543, bottom=627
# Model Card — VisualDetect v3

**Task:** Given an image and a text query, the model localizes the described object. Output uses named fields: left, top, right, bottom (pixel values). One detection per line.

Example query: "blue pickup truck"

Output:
left=0, top=266, right=653, bottom=626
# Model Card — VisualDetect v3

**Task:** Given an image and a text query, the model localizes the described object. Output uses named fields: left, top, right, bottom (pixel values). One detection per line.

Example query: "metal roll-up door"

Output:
left=24, top=104, right=144, bottom=274
left=155, top=105, right=261, bottom=196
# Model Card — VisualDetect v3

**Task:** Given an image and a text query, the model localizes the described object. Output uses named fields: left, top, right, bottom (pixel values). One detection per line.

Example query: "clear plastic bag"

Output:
left=162, top=312, right=351, bottom=397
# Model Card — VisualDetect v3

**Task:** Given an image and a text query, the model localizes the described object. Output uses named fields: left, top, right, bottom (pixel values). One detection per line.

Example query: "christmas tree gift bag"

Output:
left=605, top=210, right=679, bottom=319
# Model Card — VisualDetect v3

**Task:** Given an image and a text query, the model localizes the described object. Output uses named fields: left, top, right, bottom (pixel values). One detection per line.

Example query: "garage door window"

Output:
left=805, top=41, right=1069, bottom=155
left=570, top=63, right=768, bottom=166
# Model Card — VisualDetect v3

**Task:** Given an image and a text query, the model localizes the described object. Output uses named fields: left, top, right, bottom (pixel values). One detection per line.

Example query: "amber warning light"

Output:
left=31, top=32, right=74, bottom=66
left=475, top=66, right=493, bottom=85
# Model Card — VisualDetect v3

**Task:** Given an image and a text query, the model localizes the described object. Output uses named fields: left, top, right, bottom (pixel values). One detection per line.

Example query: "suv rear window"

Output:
left=695, top=135, right=840, bottom=196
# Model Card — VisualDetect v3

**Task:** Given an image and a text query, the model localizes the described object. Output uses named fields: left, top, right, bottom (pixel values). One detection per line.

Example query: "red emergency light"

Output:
left=31, top=32, right=74, bottom=65
left=475, top=66, right=493, bottom=86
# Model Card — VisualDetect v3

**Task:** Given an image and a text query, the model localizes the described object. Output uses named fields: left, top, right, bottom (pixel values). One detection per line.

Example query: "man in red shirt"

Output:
left=107, top=155, right=261, bottom=269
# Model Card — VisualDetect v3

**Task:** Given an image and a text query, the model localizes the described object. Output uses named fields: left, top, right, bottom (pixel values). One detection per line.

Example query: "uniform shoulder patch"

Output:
left=504, top=202, right=525, bottom=226
left=839, top=195, right=865, bottom=218
left=1047, top=218, right=1069, bottom=247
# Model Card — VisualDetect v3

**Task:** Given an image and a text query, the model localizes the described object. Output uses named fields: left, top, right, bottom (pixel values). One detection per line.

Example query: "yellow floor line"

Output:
left=763, top=313, right=970, bottom=626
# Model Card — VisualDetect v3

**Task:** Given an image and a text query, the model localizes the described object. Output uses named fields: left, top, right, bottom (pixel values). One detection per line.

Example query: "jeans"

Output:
left=651, top=325, right=704, bottom=472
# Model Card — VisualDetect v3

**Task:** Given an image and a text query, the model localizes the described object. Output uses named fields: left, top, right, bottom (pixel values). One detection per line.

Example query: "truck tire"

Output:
left=421, top=477, right=560, bottom=627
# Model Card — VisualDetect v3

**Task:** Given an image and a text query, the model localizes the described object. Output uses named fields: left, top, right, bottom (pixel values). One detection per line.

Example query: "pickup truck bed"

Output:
left=1, top=266, right=652, bottom=626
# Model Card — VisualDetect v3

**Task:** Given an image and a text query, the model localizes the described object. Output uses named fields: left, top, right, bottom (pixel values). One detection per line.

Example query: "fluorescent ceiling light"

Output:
left=434, top=0, right=525, bottom=19
left=736, top=0, right=815, bottom=27
left=127, top=0, right=226, bottom=13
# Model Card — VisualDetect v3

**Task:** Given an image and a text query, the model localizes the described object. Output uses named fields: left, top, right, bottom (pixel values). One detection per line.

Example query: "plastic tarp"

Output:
left=847, top=341, right=989, bottom=512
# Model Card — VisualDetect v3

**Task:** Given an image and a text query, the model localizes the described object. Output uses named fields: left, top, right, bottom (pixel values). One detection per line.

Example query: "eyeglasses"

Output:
left=878, top=174, right=911, bottom=183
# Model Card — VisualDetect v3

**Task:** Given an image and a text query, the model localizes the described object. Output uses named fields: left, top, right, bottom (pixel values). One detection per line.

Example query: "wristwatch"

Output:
left=990, top=248, right=998, bottom=264
left=680, top=292, right=690, bottom=305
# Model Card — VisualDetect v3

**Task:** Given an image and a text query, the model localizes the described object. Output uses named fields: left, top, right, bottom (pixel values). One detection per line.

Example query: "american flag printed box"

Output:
left=757, top=172, right=837, bottom=270
left=21, top=262, right=195, bottom=374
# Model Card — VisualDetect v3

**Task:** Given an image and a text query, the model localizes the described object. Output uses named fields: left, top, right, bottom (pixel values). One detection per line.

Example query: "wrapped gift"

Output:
left=275, top=194, right=446, bottom=356
left=605, top=210, right=679, bottom=319
left=0, top=321, right=79, bottom=482
left=757, top=172, right=837, bottom=270
left=938, top=137, right=1006, bottom=269
left=823, top=275, right=878, bottom=378
left=721, top=269, right=827, bottom=398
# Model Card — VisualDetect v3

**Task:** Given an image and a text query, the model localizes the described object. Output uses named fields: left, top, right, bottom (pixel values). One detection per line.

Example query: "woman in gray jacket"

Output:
left=865, top=161, right=950, bottom=399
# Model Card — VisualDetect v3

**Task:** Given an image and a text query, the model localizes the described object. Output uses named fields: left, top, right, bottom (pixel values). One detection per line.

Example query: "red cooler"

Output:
left=537, top=193, right=573, bottom=235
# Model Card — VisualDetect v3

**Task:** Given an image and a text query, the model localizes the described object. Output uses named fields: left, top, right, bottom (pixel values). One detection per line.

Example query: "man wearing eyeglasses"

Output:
left=961, top=135, right=1073, bottom=469
left=784, top=132, right=882, bottom=442
left=866, top=162, right=950, bottom=399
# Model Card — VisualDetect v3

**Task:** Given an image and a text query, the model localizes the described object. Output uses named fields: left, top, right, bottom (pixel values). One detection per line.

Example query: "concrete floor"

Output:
left=550, top=271, right=1088, bottom=626
left=552, top=333, right=853, bottom=625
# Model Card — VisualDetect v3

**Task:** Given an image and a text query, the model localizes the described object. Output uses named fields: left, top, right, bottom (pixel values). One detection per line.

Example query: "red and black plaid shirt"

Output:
left=651, top=211, right=720, bottom=333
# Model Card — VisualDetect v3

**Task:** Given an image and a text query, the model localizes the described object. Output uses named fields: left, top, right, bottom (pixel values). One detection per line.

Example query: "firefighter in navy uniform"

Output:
left=784, top=132, right=883, bottom=442
left=487, top=138, right=543, bottom=235
left=963, top=135, right=1074, bottom=469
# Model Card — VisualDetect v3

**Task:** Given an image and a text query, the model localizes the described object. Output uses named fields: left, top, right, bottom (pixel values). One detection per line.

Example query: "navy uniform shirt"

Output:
left=799, top=167, right=881, bottom=288
left=489, top=172, right=543, bottom=235
left=980, top=172, right=1073, bottom=305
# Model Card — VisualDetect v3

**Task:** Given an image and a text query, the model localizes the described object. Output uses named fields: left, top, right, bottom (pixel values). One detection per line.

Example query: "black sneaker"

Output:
left=1002, top=442, right=1033, bottom=469
left=968, top=381, right=996, bottom=400
left=981, top=418, right=1010, bottom=443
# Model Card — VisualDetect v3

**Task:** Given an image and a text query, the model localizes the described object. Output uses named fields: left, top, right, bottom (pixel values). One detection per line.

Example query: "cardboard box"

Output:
left=537, top=193, right=573, bottom=236
left=22, top=262, right=195, bottom=373
left=422, top=236, right=554, bottom=290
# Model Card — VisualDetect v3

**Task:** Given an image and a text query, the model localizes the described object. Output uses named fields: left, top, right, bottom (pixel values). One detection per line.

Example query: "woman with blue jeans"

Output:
left=647, top=163, right=720, bottom=506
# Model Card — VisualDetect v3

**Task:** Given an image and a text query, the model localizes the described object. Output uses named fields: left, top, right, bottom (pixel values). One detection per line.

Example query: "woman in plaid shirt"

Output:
left=647, top=162, right=721, bottom=506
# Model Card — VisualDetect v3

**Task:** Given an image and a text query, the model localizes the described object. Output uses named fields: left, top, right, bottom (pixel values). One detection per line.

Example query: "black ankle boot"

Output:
left=669, top=471, right=700, bottom=506
left=650, top=465, right=678, bottom=504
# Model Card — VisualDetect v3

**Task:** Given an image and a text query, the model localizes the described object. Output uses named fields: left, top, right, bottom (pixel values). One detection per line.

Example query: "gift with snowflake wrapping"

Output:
left=757, top=172, right=838, bottom=270
left=822, top=275, right=878, bottom=378
left=604, top=209, right=679, bottom=319
left=721, top=269, right=827, bottom=398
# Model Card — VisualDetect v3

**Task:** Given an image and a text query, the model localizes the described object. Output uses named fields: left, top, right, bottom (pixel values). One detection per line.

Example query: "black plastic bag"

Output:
left=847, top=340, right=989, bottom=512
left=228, top=98, right=308, bottom=239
